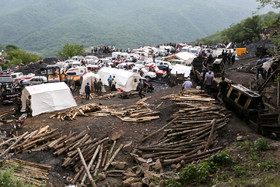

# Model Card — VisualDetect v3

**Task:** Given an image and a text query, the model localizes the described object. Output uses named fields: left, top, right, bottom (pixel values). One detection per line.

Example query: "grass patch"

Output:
left=257, top=159, right=278, bottom=172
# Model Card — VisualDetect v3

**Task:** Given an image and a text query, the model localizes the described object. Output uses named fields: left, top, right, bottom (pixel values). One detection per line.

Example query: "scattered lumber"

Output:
left=0, top=126, right=60, bottom=155
left=135, top=89, right=230, bottom=167
left=1, top=158, right=51, bottom=186
left=50, top=103, right=102, bottom=120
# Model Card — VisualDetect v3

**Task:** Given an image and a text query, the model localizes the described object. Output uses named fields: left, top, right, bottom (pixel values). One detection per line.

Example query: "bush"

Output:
left=257, top=159, right=278, bottom=172
left=206, top=151, right=233, bottom=173
left=164, top=178, right=182, bottom=187
left=254, top=138, right=270, bottom=151
left=234, top=166, right=247, bottom=177
left=0, top=169, right=29, bottom=187
left=179, top=162, right=211, bottom=184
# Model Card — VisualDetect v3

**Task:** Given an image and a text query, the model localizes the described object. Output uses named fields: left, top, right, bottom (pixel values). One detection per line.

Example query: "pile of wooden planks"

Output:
left=1, top=158, right=51, bottom=186
left=137, top=90, right=230, bottom=166
left=50, top=103, right=102, bottom=120
left=108, top=97, right=160, bottom=123
left=47, top=130, right=124, bottom=185
left=0, top=125, right=59, bottom=157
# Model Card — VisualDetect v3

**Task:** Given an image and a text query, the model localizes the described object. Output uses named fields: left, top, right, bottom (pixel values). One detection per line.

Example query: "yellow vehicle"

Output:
left=45, top=65, right=76, bottom=89
left=235, top=48, right=246, bottom=56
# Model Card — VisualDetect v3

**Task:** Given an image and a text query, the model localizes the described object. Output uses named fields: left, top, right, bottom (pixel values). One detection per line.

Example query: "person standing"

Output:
left=91, top=46, right=94, bottom=54
left=85, top=82, right=90, bottom=100
left=223, top=50, right=228, bottom=64
left=26, top=95, right=32, bottom=117
left=256, top=57, right=264, bottom=80
left=97, top=79, right=103, bottom=95
left=182, top=78, right=192, bottom=91
left=13, top=96, right=22, bottom=114
left=204, top=70, right=214, bottom=95
left=138, top=79, right=145, bottom=99
left=94, top=79, right=98, bottom=94
left=232, top=49, right=236, bottom=65
left=111, top=76, right=116, bottom=91
left=107, top=75, right=113, bottom=91
left=227, top=50, right=232, bottom=65
left=217, top=77, right=229, bottom=103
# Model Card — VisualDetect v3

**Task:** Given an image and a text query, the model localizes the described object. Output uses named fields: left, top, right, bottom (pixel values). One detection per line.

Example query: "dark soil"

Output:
left=0, top=56, right=279, bottom=186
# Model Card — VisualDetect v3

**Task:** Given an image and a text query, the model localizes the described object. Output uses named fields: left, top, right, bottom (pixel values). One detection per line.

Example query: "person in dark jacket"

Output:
left=85, top=82, right=90, bottom=100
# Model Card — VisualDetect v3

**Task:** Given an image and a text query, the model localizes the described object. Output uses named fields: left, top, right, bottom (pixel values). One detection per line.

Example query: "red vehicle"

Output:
left=144, top=64, right=167, bottom=78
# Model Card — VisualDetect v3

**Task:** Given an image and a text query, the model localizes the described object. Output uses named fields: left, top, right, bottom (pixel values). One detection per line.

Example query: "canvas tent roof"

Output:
left=171, top=64, right=192, bottom=78
left=175, top=52, right=196, bottom=65
left=98, top=67, right=140, bottom=92
left=80, top=72, right=100, bottom=95
left=21, top=82, right=77, bottom=116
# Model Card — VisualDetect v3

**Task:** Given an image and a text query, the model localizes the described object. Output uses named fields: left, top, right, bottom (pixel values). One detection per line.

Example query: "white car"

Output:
left=72, top=56, right=85, bottom=61
left=64, top=60, right=80, bottom=69
left=86, top=61, right=99, bottom=71
left=22, top=76, right=48, bottom=85
left=85, top=55, right=99, bottom=63
left=156, top=61, right=173, bottom=70
left=131, top=67, right=156, bottom=81
left=116, top=63, right=135, bottom=70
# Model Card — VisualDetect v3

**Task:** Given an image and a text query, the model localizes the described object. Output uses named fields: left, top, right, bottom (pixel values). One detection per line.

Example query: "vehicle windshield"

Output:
left=136, top=61, right=143, bottom=64
left=141, top=68, right=148, bottom=73
left=190, top=49, right=197, bottom=54
left=154, top=66, right=160, bottom=72
left=67, top=72, right=77, bottom=76
left=89, top=62, right=97, bottom=65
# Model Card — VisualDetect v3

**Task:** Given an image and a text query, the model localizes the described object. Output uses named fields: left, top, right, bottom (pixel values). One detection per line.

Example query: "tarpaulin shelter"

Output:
left=80, top=72, right=100, bottom=95
left=21, top=82, right=77, bottom=116
left=171, top=64, right=192, bottom=78
left=98, top=67, right=140, bottom=92
left=175, top=52, right=196, bottom=65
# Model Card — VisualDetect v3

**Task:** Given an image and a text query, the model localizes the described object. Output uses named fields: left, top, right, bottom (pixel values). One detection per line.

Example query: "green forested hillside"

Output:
left=0, top=0, right=272, bottom=57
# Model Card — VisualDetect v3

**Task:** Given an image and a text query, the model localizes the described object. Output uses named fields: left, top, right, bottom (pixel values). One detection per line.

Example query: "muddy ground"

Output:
left=1, top=56, right=279, bottom=186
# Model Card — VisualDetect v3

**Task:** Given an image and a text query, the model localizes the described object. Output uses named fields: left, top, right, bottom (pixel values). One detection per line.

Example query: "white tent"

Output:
left=98, top=67, right=140, bottom=92
left=171, top=64, right=192, bottom=78
left=80, top=72, right=100, bottom=95
left=21, top=82, right=77, bottom=116
left=175, top=52, right=196, bottom=65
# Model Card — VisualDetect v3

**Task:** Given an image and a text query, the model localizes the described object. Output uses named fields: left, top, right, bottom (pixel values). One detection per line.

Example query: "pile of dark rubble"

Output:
left=15, top=57, right=59, bottom=75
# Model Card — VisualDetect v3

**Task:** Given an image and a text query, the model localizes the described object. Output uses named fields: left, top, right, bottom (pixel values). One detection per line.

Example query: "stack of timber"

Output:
left=50, top=103, right=102, bottom=120
left=1, top=158, right=51, bottom=186
left=49, top=97, right=159, bottom=123
left=48, top=130, right=124, bottom=185
left=81, top=91, right=122, bottom=100
left=137, top=89, right=230, bottom=166
left=0, top=126, right=59, bottom=157
left=108, top=96, right=160, bottom=122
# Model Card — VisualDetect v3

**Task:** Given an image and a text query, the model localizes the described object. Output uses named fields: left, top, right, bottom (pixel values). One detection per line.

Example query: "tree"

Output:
left=223, top=15, right=262, bottom=44
left=57, top=43, right=85, bottom=59
left=257, top=0, right=280, bottom=8
left=5, top=44, right=19, bottom=51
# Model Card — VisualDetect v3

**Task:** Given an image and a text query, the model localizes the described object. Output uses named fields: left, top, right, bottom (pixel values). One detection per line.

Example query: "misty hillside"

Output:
left=0, top=0, right=272, bottom=57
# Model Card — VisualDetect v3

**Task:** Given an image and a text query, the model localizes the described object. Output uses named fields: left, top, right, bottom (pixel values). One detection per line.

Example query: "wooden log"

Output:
left=204, top=119, right=216, bottom=151
left=104, top=144, right=123, bottom=171
left=48, top=135, right=67, bottom=148
left=77, top=148, right=97, bottom=187
left=102, top=149, right=108, bottom=168
left=162, top=146, right=223, bottom=166
left=106, top=140, right=116, bottom=166
left=0, top=132, right=28, bottom=157
left=141, top=117, right=178, bottom=142
left=71, top=167, right=83, bottom=184
left=20, top=131, right=59, bottom=151
left=94, top=144, right=103, bottom=176
left=80, top=145, right=101, bottom=186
